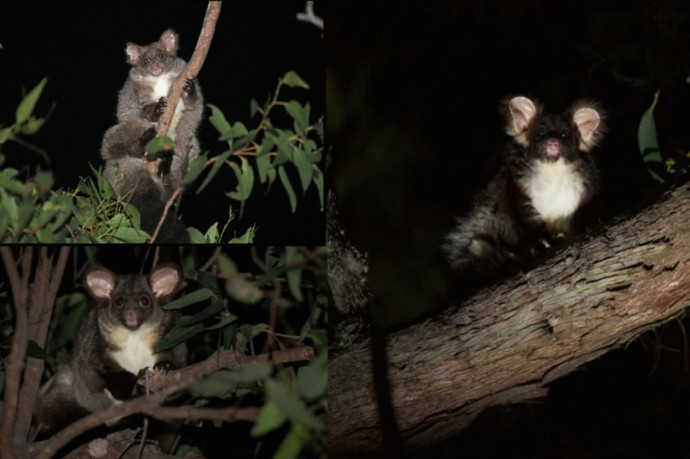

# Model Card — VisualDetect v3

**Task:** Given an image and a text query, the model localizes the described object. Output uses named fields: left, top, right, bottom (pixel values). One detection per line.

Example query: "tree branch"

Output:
left=16, top=247, right=70, bottom=444
left=146, top=1, right=221, bottom=177
left=33, top=346, right=314, bottom=458
left=0, top=247, right=31, bottom=459
left=329, top=181, right=690, bottom=455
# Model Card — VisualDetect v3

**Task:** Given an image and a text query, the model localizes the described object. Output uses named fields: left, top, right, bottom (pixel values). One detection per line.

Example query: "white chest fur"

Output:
left=144, top=72, right=186, bottom=140
left=522, top=158, right=586, bottom=222
left=102, top=321, right=158, bottom=375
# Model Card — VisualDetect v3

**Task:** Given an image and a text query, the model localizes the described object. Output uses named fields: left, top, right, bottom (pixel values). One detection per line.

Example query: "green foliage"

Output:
left=1, top=246, right=327, bottom=458
left=158, top=247, right=328, bottom=457
left=638, top=90, right=690, bottom=183
left=0, top=70, right=321, bottom=243
left=207, top=70, right=325, bottom=217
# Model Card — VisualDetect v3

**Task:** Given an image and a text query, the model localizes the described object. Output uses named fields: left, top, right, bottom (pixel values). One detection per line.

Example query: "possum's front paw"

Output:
left=154, top=97, right=168, bottom=120
left=134, top=363, right=172, bottom=394
left=183, top=78, right=197, bottom=98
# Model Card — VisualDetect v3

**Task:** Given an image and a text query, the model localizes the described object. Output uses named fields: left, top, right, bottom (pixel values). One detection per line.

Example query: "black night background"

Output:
left=328, top=0, right=690, bottom=457
left=0, top=1, right=324, bottom=245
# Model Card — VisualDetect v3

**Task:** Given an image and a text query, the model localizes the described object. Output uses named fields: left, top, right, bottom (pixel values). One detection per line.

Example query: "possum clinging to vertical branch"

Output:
left=34, top=265, right=187, bottom=435
left=443, top=96, right=605, bottom=275
left=100, top=29, right=203, bottom=241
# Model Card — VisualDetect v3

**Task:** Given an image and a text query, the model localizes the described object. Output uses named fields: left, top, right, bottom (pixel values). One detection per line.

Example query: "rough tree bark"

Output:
left=328, top=181, right=690, bottom=455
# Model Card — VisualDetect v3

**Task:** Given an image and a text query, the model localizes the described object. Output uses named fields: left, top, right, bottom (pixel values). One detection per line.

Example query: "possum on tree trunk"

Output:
left=443, top=96, right=605, bottom=275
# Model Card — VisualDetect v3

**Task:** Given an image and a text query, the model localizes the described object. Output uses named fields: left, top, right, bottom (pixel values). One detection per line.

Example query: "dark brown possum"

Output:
left=443, top=96, right=605, bottom=275
left=34, top=264, right=186, bottom=435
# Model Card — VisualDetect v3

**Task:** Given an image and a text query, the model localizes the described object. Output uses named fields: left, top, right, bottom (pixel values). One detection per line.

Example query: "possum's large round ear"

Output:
left=84, top=267, right=117, bottom=300
left=149, top=265, right=183, bottom=299
left=124, top=43, right=143, bottom=66
left=571, top=101, right=606, bottom=151
left=504, top=96, right=539, bottom=147
left=159, top=29, right=179, bottom=55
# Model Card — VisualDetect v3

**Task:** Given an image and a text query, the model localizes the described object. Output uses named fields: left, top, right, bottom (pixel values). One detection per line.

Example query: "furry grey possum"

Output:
left=100, top=29, right=203, bottom=241
left=34, top=265, right=186, bottom=435
left=443, top=96, right=605, bottom=275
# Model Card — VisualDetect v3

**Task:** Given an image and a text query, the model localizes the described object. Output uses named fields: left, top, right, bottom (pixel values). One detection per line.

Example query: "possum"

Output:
left=100, top=29, right=203, bottom=241
left=443, top=96, right=605, bottom=275
left=34, top=264, right=186, bottom=435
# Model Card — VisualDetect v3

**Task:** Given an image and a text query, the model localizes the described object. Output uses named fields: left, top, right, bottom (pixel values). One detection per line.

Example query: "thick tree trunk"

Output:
left=328, top=182, right=690, bottom=455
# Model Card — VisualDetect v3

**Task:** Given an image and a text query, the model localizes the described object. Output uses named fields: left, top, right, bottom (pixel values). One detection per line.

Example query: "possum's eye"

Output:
left=139, top=295, right=151, bottom=308
left=114, top=297, right=125, bottom=309
left=142, top=57, right=149, bottom=66
left=156, top=52, right=164, bottom=61
left=559, top=130, right=570, bottom=139
left=535, top=126, right=546, bottom=138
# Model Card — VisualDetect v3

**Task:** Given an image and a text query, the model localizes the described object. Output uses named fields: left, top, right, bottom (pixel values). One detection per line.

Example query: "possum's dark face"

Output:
left=124, top=30, right=179, bottom=77
left=108, top=276, right=156, bottom=329
left=527, top=113, right=580, bottom=163
left=504, top=96, right=604, bottom=163
left=137, top=47, right=175, bottom=76
left=85, top=265, right=182, bottom=331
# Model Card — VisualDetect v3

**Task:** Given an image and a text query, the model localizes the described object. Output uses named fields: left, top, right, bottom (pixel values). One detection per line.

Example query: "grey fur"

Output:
left=34, top=265, right=186, bottom=434
left=443, top=96, right=605, bottom=275
left=100, top=29, right=203, bottom=240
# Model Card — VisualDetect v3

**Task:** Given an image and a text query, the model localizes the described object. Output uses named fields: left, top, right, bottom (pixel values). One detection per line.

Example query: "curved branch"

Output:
left=33, top=346, right=314, bottom=458
left=329, top=181, right=690, bottom=455
left=157, top=1, right=221, bottom=139
left=146, top=1, right=221, bottom=177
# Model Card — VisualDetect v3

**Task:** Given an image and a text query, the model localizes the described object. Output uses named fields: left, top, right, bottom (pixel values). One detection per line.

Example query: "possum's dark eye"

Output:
left=156, top=52, right=164, bottom=61
left=535, top=127, right=547, bottom=138
left=114, top=297, right=125, bottom=309
left=559, top=130, right=569, bottom=139
left=142, top=57, right=149, bottom=66
left=139, top=295, right=151, bottom=308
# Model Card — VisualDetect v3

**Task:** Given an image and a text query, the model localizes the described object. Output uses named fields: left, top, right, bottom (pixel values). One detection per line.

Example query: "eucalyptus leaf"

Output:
left=293, top=148, right=313, bottom=193
left=0, top=127, right=12, bottom=144
left=111, top=226, right=150, bottom=243
left=177, top=301, right=224, bottom=327
left=278, top=166, right=297, bottom=213
left=227, top=157, right=255, bottom=218
left=155, top=323, right=203, bottom=352
left=250, top=401, right=286, bottom=437
left=198, top=150, right=232, bottom=194
left=281, top=71, right=310, bottom=90
left=185, top=153, right=208, bottom=187
left=285, top=247, right=304, bottom=302
left=164, top=288, right=216, bottom=310
left=313, top=166, right=324, bottom=211
left=208, top=104, right=233, bottom=141
left=250, top=98, right=260, bottom=118
left=297, top=352, right=327, bottom=400
left=637, top=96, right=665, bottom=183
left=16, top=77, right=47, bottom=125
left=265, top=379, right=324, bottom=431
left=204, top=312, right=238, bottom=330
left=144, top=135, right=175, bottom=154
left=0, top=171, right=26, bottom=194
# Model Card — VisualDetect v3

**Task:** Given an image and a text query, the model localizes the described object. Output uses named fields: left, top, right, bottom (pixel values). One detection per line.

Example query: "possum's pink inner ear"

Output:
left=573, top=107, right=600, bottom=144
left=509, top=96, right=537, bottom=134
left=150, top=267, right=181, bottom=298
left=86, top=271, right=115, bottom=300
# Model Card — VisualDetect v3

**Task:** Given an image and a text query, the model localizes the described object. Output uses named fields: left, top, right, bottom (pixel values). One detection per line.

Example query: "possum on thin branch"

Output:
left=100, top=29, right=203, bottom=241
left=33, top=264, right=186, bottom=437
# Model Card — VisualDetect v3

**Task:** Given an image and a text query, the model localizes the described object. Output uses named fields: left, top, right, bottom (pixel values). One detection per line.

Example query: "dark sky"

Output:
left=0, top=1, right=325, bottom=244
